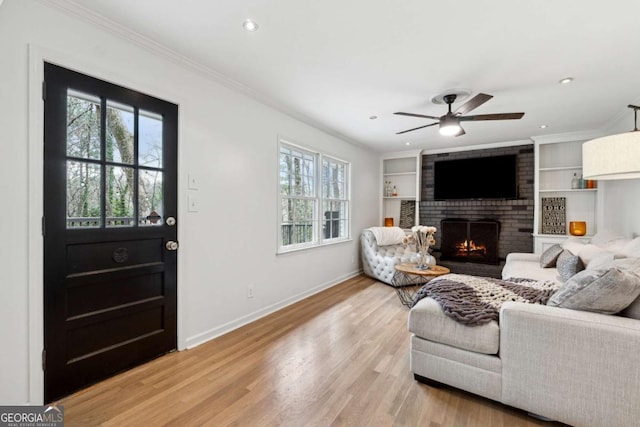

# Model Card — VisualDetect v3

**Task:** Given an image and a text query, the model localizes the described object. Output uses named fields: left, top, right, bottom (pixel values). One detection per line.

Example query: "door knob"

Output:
left=165, top=241, right=179, bottom=251
left=166, top=217, right=176, bottom=226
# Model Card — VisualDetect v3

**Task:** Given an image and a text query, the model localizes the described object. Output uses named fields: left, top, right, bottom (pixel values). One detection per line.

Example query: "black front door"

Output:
left=43, top=63, right=178, bottom=403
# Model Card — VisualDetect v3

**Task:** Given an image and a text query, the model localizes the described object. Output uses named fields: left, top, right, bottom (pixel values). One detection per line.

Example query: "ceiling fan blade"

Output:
left=454, top=93, right=493, bottom=115
left=395, top=122, right=439, bottom=135
left=394, top=112, right=441, bottom=120
left=459, top=112, right=525, bottom=121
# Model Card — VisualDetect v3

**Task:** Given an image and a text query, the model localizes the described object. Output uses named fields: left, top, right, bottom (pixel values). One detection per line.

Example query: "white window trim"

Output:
left=277, top=138, right=351, bottom=254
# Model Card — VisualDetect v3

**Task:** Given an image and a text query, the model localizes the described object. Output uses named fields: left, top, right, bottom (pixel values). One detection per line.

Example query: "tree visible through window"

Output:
left=278, top=140, right=350, bottom=252
left=65, top=90, right=164, bottom=228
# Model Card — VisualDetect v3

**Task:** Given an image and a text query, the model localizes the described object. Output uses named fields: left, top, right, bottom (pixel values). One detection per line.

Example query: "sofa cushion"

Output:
left=548, top=267, right=640, bottom=314
left=502, top=255, right=560, bottom=283
left=556, top=249, right=585, bottom=282
left=408, top=297, right=500, bottom=355
left=539, top=244, right=563, bottom=268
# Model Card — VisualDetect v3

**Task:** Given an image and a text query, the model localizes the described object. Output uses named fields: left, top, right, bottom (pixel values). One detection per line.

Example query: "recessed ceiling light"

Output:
left=369, top=115, right=378, bottom=120
left=405, top=142, right=411, bottom=146
left=559, top=77, right=574, bottom=85
left=540, top=124, right=548, bottom=129
left=242, top=19, right=259, bottom=32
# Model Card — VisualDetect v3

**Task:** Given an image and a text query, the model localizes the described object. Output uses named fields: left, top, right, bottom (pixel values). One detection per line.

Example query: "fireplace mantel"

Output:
left=422, top=199, right=533, bottom=208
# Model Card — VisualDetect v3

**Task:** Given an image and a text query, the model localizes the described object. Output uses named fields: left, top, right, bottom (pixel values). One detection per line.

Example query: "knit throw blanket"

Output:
left=411, top=274, right=560, bottom=326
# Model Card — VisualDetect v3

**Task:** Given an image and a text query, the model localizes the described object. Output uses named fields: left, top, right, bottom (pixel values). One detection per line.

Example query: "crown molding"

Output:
left=36, top=0, right=369, bottom=151
left=530, top=130, right=604, bottom=145
left=420, top=139, right=532, bottom=155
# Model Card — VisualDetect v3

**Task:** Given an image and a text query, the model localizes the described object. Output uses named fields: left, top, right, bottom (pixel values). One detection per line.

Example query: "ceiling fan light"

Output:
left=439, top=116, right=461, bottom=136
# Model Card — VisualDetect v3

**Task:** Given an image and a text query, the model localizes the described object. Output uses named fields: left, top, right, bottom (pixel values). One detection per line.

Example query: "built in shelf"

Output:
left=539, top=165, right=583, bottom=172
left=383, top=172, right=416, bottom=177
left=539, top=188, right=597, bottom=193
left=533, top=233, right=594, bottom=238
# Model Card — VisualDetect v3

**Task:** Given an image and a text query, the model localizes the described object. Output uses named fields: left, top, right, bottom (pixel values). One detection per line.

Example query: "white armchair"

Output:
left=360, top=227, right=424, bottom=285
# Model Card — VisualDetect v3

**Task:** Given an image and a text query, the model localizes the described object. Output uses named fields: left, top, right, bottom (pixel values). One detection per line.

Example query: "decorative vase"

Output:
left=417, top=250, right=436, bottom=270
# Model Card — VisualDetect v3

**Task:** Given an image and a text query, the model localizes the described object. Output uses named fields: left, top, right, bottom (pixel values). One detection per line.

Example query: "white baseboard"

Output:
left=184, top=269, right=363, bottom=349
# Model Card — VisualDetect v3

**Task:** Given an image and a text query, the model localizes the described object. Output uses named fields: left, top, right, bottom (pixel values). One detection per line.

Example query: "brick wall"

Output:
left=419, top=144, right=534, bottom=277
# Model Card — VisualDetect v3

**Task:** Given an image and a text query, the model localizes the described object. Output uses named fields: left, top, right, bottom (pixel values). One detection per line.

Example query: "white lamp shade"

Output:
left=582, top=132, right=640, bottom=180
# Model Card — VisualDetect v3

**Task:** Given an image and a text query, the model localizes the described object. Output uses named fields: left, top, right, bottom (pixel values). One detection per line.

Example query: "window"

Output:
left=65, top=89, right=165, bottom=228
left=278, top=140, right=350, bottom=252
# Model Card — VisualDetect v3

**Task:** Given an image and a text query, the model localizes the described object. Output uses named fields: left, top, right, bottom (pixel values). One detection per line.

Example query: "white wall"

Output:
left=0, top=0, right=379, bottom=404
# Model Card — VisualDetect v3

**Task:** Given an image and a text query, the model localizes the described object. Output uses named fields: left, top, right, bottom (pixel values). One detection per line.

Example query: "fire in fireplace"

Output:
left=441, top=219, right=500, bottom=264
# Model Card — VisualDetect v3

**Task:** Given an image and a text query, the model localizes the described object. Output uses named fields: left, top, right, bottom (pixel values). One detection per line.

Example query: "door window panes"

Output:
left=67, top=161, right=101, bottom=227
left=139, top=110, right=163, bottom=168
left=139, top=169, right=164, bottom=226
left=65, top=90, right=165, bottom=229
left=106, top=100, right=135, bottom=164
left=106, top=165, right=135, bottom=227
left=66, top=90, right=101, bottom=160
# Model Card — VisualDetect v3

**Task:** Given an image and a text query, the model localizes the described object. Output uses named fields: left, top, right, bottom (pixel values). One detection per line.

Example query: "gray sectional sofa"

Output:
left=408, top=231, right=640, bottom=427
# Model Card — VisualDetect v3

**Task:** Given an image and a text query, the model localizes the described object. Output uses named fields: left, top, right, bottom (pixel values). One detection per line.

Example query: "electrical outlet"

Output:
left=187, top=196, right=199, bottom=212
left=247, top=285, right=254, bottom=298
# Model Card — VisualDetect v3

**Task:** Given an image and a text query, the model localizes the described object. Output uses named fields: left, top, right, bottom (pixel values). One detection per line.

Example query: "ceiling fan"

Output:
left=394, top=93, right=524, bottom=137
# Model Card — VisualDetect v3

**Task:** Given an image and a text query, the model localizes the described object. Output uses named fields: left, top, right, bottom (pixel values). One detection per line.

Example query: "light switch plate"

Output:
left=188, top=173, right=198, bottom=190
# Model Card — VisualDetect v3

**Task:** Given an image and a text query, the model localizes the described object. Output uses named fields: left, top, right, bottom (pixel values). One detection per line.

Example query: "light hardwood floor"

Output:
left=59, top=274, right=565, bottom=426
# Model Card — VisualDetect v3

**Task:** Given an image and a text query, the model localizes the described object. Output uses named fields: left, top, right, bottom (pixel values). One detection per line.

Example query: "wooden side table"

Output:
left=391, top=263, right=450, bottom=307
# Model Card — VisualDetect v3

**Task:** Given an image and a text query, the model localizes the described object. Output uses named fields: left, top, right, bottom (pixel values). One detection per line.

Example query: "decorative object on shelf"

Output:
left=384, top=217, right=394, bottom=227
left=403, top=225, right=437, bottom=270
left=392, top=185, right=398, bottom=196
left=569, top=221, right=587, bottom=236
left=583, top=104, right=640, bottom=180
left=586, top=179, right=597, bottom=189
left=384, top=181, right=392, bottom=197
left=571, top=173, right=579, bottom=189
left=398, top=200, right=416, bottom=229
left=541, top=197, right=566, bottom=235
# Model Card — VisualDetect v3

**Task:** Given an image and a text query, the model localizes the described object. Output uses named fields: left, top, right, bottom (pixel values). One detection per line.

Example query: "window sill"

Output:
left=277, top=237, right=353, bottom=255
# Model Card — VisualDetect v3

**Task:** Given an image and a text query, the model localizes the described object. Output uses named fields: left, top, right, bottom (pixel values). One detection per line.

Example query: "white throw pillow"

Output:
left=590, top=229, right=626, bottom=246
left=562, top=237, right=586, bottom=256
left=577, top=244, right=613, bottom=267
left=621, top=237, right=640, bottom=258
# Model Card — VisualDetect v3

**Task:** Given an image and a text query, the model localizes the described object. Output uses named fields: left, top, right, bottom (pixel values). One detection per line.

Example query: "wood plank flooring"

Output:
left=58, top=274, right=565, bottom=426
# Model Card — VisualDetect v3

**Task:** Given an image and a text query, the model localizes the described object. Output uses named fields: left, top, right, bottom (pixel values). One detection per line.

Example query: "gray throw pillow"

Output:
left=556, top=249, right=585, bottom=282
left=548, top=268, right=640, bottom=314
left=621, top=295, right=640, bottom=320
left=539, top=244, right=564, bottom=268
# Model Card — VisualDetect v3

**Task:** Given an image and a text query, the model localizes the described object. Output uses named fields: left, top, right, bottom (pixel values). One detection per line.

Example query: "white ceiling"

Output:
left=50, top=0, right=640, bottom=152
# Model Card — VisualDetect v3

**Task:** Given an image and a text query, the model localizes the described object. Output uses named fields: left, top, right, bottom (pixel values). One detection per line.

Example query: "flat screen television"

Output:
left=433, top=154, right=518, bottom=200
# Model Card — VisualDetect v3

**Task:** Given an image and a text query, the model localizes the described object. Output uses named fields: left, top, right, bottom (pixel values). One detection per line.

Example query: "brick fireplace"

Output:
left=420, top=145, right=535, bottom=277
